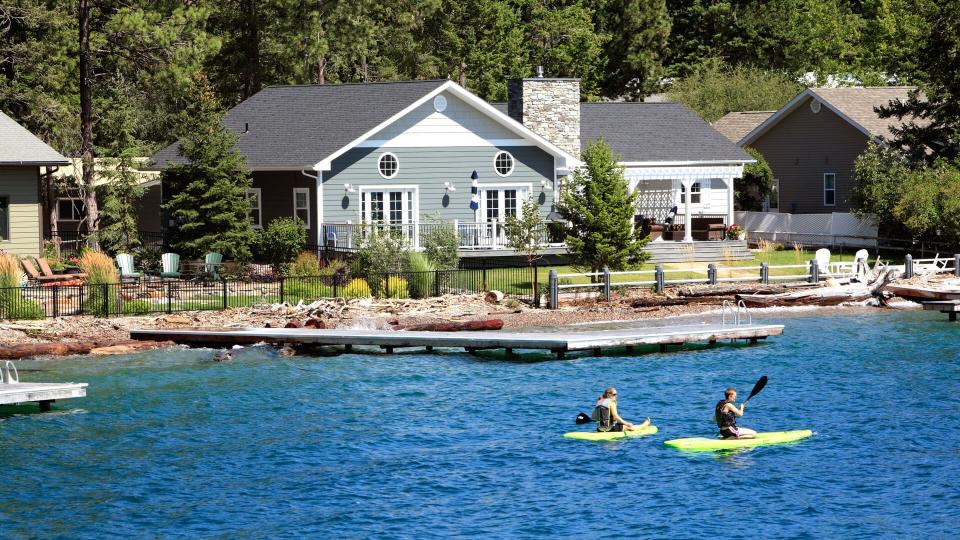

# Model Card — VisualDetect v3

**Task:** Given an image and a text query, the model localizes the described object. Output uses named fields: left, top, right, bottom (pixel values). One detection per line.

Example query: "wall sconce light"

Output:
left=540, top=179, right=553, bottom=191
left=343, top=183, right=355, bottom=193
left=444, top=182, right=457, bottom=192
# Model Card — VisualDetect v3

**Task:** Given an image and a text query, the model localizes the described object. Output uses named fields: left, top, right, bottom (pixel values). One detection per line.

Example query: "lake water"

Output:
left=1, top=308, right=958, bottom=538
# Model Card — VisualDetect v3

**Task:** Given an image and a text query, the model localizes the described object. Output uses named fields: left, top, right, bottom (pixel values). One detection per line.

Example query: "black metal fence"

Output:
left=0, top=266, right=540, bottom=319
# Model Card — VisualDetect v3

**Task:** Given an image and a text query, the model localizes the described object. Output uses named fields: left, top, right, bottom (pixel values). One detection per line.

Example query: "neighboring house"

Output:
left=0, top=111, right=69, bottom=257
left=721, top=87, right=915, bottom=214
left=150, top=78, right=751, bottom=253
left=43, top=158, right=161, bottom=238
left=712, top=111, right=774, bottom=147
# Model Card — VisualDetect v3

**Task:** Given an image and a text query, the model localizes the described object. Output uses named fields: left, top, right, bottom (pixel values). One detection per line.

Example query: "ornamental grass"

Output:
left=0, top=254, right=43, bottom=319
left=77, top=251, right=119, bottom=316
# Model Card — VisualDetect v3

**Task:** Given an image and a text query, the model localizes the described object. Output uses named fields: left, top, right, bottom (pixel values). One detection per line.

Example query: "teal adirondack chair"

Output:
left=204, top=252, right=223, bottom=280
left=115, top=253, right=140, bottom=282
left=161, top=253, right=181, bottom=279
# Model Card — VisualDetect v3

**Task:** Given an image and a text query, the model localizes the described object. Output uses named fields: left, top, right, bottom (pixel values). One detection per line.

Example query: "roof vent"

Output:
left=536, top=65, right=544, bottom=78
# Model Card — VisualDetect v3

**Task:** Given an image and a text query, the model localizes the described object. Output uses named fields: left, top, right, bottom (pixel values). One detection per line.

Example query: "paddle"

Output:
left=744, top=375, right=768, bottom=403
left=575, top=412, right=593, bottom=424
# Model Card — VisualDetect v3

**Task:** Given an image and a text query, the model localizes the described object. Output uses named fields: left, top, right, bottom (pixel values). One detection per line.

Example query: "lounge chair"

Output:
left=915, top=253, right=949, bottom=277
left=115, top=253, right=141, bottom=282
left=21, top=259, right=73, bottom=284
left=161, top=253, right=181, bottom=279
left=37, top=258, right=86, bottom=280
left=204, top=252, right=223, bottom=280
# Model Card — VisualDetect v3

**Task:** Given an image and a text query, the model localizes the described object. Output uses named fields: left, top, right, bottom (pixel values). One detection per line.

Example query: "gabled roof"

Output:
left=712, top=111, right=775, bottom=144
left=740, top=87, right=917, bottom=146
left=0, top=111, right=69, bottom=166
left=149, top=80, right=581, bottom=172
left=580, top=103, right=753, bottom=164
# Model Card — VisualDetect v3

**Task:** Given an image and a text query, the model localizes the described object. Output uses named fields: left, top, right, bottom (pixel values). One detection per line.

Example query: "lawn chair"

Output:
left=21, top=259, right=73, bottom=285
left=815, top=248, right=832, bottom=276
left=915, top=253, right=949, bottom=278
left=37, top=258, right=86, bottom=280
left=831, top=249, right=870, bottom=277
left=204, top=252, right=223, bottom=280
left=115, top=253, right=141, bottom=282
left=160, top=253, right=181, bottom=279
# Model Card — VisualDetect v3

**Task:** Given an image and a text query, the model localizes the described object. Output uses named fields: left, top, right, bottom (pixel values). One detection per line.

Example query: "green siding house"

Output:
left=151, top=78, right=751, bottom=254
left=0, top=111, right=69, bottom=257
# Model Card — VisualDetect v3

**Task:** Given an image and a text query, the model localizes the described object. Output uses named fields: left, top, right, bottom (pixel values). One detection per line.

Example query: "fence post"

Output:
left=166, top=282, right=173, bottom=314
left=955, top=254, right=960, bottom=277
left=279, top=276, right=285, bottom=304
left=904, top=254, right=913, bottom=279
left=222, top=278, right=228, bottom=310
left=102, top=283, right=110, bottom=317
left=761, top=262, right=769, bottom=284
left=602, top=267, right=611, bottom=301
left=52, top=285, right=59, bottom=318
left=482, top=265, right=488, bottom=290
left=385, top=273, right=391, bottom=299
left=434, top=269, right=441, bottom=297
left=532, top=264, right=539, bottom=307
left=707, top=263, right=717, bottom=285
left=548, top=269, right=558, bottom=310
left=809, top=259, right=819, bottom=283
left=655, top=265, right=664, bottom=293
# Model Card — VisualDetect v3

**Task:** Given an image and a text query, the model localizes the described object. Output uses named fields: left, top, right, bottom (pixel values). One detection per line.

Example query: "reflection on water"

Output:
left=0, top=309, right=958, bottom=538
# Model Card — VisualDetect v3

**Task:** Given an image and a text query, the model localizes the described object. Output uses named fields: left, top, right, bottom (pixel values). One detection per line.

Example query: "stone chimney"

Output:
left=507, top=72, right=581, bottom=158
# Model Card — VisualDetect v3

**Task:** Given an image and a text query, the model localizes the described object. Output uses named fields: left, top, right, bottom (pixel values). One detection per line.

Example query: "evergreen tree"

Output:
left=558, top=139, right=649, bottom=275
left=736, top=148, right=774, bottom=211
left=593, top=0, right=671, bottom=99
left=667, top=59, right=801, bottom=122
left=161, top=78, right=256, bottom=261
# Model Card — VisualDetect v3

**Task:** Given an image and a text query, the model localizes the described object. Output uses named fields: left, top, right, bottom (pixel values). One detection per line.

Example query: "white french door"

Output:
left=359, top=186, right=419, bottom=244
left=478, top=185, right=528, bottom=246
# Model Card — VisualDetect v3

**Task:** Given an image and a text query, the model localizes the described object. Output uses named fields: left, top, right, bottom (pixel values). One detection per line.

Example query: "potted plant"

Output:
left=726, top=224, right=746, bottom=241
left=64, top=257, right=84, bottom=274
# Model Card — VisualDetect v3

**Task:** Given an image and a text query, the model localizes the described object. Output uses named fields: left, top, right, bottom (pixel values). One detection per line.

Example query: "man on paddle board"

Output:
left=715, top=387, right=757, bottom=439
left=593, top=387, right=651, bottom=433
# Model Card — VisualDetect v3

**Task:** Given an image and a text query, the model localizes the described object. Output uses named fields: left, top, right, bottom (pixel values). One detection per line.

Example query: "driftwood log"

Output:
left=675, top=284, right=787, bottom=297
left=392, top=319, right=504, bottom=332
left=0, top=340, right=174, bottom=360
left=736, top=269, right=895, bottom=308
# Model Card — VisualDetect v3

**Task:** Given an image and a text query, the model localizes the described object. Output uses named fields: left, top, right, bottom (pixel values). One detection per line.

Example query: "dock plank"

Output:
left=0, top=382, right=88, bottom=406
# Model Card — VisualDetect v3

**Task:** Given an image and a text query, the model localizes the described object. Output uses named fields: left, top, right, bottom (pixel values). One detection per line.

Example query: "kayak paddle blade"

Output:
left=575, top=412, right=593, bottom=424
left=745, top=375, right=768, bottom=402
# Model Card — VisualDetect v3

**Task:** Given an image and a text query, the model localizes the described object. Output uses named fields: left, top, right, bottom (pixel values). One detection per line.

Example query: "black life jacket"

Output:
left=715, top=399, right=737, bottom=430
left=592, top=402, right=614, bottom=432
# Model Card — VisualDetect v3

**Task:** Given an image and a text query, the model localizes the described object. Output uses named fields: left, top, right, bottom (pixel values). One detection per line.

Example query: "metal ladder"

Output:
left=2, top=360, right=19, bottom=384
left=721, top=300, right=753, bottom=326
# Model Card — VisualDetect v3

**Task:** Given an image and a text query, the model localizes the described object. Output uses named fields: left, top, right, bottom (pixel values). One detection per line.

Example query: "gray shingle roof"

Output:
left=0, top=111, right=69, bottom=165
left=579, top=103, right=752, bottom=163
left=149, top=80, right=449, bottom=170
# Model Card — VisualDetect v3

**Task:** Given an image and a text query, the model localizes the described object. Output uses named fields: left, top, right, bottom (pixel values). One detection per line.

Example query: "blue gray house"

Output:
left=151, top=77, right=752, bottom=257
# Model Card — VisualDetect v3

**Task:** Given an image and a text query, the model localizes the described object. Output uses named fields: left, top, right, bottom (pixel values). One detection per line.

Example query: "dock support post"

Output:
left=809, top=260, right=819, bottom=283
left=749, top=337, right=758, bottom=344
left=382, top=346, right=394, bottom=354
left=592, top=347, right=602, bottom=356
left=659, top=344, right=667, bottom=353
left=950, top=312, right=957, bottom=322
left=655, top=265, right=664, bottom=293
left=760, top=262, right=769, bottom=284
left=603, top=267, right=611, bottom=301
left=505, top=348, right=513, bottom=355
left=905, top=254, right=913, bottom=279
left=38, top=400, right=52, bottom=411
left=709, top=339, right=717, bottom=346
left=548, top=270, right=559, bottom=310
left=555, top=349, right=566, bottom=360
left=344, top=344, right=352, bottom=352
left=425, top=345, right=433, bottom=352
left=708, top=263, right=717, bottom=285
left=626, top=345, right=634, bottom=354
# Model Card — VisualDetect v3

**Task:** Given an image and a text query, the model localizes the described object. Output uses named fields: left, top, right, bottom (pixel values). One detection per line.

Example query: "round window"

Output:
left=494, top=151, right=514, bottom=177
left=810, top=100, right=822, bottom=114
left=378, top=153, right=399, bottom=179
left=433, top=95, right=448, bottom=112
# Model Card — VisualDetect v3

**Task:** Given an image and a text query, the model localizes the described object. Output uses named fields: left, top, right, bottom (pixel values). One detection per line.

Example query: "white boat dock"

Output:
left=0, top=361, right=88, bottom=411
left=130, top=323, right=784, bottom=359
left=922, top=300, right=960, bottom=321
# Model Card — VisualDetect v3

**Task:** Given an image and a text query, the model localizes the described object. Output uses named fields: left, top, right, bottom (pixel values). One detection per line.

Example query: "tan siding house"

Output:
left=0, top=111, right=69, bottom=257
left=732, top=87, right=916, bottom=214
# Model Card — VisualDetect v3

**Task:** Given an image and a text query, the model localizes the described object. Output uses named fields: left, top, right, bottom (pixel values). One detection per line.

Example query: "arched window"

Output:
left=494, top=151, right=514, bottom=177
left=378, top=152, right=399, bottom=179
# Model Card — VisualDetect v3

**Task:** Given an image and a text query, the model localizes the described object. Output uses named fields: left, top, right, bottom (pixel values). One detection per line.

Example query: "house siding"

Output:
left=0, top=166, right=42, bottom=257
left=323, top=146, right=555, bottom=224
left=750, top=97, right=868, bottom=213
left=250, top=171, right=319, bottom=242
left=371, top=90, right=521, bottom=143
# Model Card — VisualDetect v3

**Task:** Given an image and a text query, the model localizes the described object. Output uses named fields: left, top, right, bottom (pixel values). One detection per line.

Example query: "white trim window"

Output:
left=494, top=151, right=515, bottom=177
left=679, top=181, right=701, bottom=205
left=56, top=196, right=85, bottom=222
left=293, top=187, right=311, bottom=228
left=359, top=186, right=419, bottom=226
left=378, top=152, right=399, bottom=179
left=823, top=173, right=836, bottom=206
left=246, top=188, right=262, bottom=228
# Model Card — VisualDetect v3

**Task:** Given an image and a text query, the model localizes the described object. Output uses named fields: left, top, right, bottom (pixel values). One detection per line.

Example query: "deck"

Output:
left=0, top=382, right=88, bottom=410
left=922, top=300, right=960, bottom=321
left=130, top=323, right=784, bottom=359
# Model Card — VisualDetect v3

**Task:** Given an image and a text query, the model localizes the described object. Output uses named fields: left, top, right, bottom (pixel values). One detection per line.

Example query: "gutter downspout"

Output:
left=301, top=169, right=322, bottom=249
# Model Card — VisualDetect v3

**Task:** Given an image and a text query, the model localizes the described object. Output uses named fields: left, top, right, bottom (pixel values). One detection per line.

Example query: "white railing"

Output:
left=321, top=221, right=566, bottom=251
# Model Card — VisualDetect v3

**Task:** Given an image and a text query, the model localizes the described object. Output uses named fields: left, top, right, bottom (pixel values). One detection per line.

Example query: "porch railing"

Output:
left=320, top=221, right=567, bottom=251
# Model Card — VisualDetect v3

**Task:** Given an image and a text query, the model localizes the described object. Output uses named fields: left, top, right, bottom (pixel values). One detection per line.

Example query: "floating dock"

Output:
left=0, top=382, right=88, bottom=410
left=130, top=323, right=784, bottom=359
left=922, top=300, right=960, bottom=321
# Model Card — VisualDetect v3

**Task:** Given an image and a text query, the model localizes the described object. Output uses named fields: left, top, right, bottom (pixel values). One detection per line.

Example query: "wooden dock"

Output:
left=922, top=300, right=960, bottom=321
left=130, top=323, right=784, bottom=359
left=0, top=382, right=88, bottom=410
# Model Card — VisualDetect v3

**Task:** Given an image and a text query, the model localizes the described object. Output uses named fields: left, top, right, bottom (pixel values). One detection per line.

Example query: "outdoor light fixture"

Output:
left=343, top=183, right=356, bottom=193
left=540, top=179, right=553, bottom=191
left=444, top=182, right=457, bottom=192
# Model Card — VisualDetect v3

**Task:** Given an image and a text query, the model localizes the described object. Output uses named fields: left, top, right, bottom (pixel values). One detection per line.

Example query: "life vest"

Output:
left=715, top=399, right=737, bottom=429
left=592, top=398, right=615, bottom=432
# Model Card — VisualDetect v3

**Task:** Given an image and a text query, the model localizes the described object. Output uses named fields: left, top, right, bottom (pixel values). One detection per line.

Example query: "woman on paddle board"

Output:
left=715, top=387, right=757, bottom=439
left=593, top=387, right=651, bottom=432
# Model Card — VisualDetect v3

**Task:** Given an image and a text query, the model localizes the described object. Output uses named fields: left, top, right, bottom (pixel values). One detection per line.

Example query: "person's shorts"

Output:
left=720, top=426, right=740, bottom=438
left=597, top=422, right=625, bottom=433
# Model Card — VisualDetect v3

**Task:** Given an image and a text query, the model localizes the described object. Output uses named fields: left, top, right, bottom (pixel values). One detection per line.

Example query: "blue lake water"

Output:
left=1, top=308, right=959, bottom=538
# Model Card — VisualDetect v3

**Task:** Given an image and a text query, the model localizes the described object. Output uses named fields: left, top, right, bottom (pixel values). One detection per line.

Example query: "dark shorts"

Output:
left=720, top=426, right=740, bottom=439
left=598, top=422, right=625, bottom=433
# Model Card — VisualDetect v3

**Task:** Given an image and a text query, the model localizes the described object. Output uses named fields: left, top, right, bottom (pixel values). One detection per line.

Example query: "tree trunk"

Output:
left=458, top=60, right=467, bottom=87
left=392, top=319, right=504, bottom=332
left=78, top=0, right=99, bottom=248
left=241, top=0, right=262, bottom=98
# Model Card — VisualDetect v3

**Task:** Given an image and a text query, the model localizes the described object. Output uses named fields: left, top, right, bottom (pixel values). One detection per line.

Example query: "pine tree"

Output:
left=558, top=139, right=649, bottom=275
left=161, top=77, right=256, bottom=261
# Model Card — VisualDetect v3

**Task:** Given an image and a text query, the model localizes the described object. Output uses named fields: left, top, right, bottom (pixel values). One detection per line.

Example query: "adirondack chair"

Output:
left=160, top=253, right=181, bottom=279
left=815, top=248, right=832, bottom=276
left=204, top=252, right=223, bottom=280
left=115, top=253, right=140, bottom=282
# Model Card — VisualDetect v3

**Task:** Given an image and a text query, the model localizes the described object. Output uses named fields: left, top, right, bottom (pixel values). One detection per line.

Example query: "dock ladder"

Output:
left=721, top=300, right=753, bottom=326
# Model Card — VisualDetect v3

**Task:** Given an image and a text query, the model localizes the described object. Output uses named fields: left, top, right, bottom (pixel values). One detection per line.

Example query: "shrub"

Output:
left=379, top=275, right=409, bottom=299
left=343, top=278, right=372, bottom=299
left=405, top=252, right=435, bottom=298
left=78, top=251, right=120, bottom=316
left=355, top=232, right=409, bottom=296
left=284, top=278, right=332, bottom=302
left=258, top=218, right=308, bottom=273
left=288, top=251, right=321, bottom=277
left=121, top=299, right=155, bottom=315
left=421, top=218, right=459, bottom=269
left=0, top=254, right=44, bottom=320
left=320, top=259, right=351, bottom=287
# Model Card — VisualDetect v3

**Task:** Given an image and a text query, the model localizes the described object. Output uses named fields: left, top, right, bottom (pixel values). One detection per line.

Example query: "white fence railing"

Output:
left=735, top=211, right=879, bottom=248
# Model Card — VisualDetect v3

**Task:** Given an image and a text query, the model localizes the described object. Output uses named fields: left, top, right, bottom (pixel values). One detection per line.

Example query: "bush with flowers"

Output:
left=725, top=224, right=745, bottom=240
